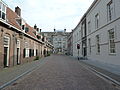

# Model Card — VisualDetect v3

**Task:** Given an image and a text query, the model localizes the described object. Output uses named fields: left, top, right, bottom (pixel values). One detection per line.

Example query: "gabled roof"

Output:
left=6, top=7, right=21, bottom=30
left=6, top=7, right=38, bottom=38
left=26, top=23, right=37, bottom=38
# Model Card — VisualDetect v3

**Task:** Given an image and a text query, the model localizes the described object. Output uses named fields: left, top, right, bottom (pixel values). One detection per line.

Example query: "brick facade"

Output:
left=0, top=1, right=53, bottom=69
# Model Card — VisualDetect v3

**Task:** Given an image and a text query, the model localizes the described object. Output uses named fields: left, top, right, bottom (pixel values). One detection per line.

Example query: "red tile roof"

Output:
left=26, top=23, right=36, bottom=38
left=6, top=7, right=21, bottom=30
left=6, top=7, right=38, bottom=38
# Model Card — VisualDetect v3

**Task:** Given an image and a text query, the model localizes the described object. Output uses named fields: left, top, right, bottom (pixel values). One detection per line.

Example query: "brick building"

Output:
left=0, top=1, right=53, bottom=69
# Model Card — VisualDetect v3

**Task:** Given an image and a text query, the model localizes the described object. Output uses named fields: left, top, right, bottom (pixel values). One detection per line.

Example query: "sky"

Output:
left=3, top=0, right=94, bottom=32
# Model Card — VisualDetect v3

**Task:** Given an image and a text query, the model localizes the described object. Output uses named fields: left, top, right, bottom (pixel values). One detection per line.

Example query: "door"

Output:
left=83, top=47, right=87, bottom=57
left=16, top=40, right=20, bottom=64
left=4, top=47, right=8, bottom=67
left=17, top=48, right=20, bottom=65
left=3, top=36, right=10, bottom=67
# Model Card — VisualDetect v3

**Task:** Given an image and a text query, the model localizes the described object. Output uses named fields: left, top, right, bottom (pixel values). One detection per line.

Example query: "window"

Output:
left=82, top=24, right=85, bottom=37
left=96, top=35, right=100, bottom=54
left=4, top=36, right=9, bottom=46
left=77, top=32, right=79, bottom=40
left=26, top=48, right=29, bottom=57
left=22, top=25, right=25, bottom=30
left=23, top=48, right=26, bottom=58
left=0, top=1, right=6, bottom=20
left=88, top=21, right=91, bottom=33
left=34, top=49, right=36, bottom=56
left=24, top=42, right=29, bottom=57
left=108, top=29, right=116, bottom=54
left=107, top=0, right=114, bottom=21
left=59, top=38, right=61, bottom=41
left=0, top=2, right=1, bottom=9
left=32, top=49, right=34, bottom=56
left=29, top=49, right=32, bottom=57
left=55, top=38, right=57, bottom=41
left=88, top=38, right=91, bottom=54
left=63, top=37, right=66, bottom=41
left=95, top=14, right=99, bottom=29
left=36, top=49, right=38, bottom=56
left=17, top=40, right=20, bottom=48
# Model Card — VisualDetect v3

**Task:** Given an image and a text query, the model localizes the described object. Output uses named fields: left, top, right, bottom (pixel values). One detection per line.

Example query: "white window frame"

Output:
left=26, top=48, right=29, bottom=57
left=0, top=1, right=6, bottom=20
left=25, top=42, right=29, bottom=57
left=17, top=40, right=20, bottom=48
left=95, top=13, right=99, bottom=29
left=107, top=0, right=114, bottom=21
left=96, top=34, right=100, bottom=54
left=4, top=36, right=10, bottom=66
left=108, top=29, right=116, bottom=54
left=17, top=40, right=20, bottom=64
left=88, top=21, right=91, bottom=34
left=88, top=38, right=91, bottom=55
left=82, top=24, right=85, bottom=37
left=34, top=43, right=36, bottom=56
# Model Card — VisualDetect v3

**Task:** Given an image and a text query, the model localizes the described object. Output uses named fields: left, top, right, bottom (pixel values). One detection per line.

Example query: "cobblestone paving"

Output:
left=4, top=55, right=120, bottom=90
left=0, top=57, right=46, bottom=87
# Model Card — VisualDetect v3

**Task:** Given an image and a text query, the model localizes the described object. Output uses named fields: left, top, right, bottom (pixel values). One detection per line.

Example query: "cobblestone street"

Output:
left=3, top=55, right=119, bottom=90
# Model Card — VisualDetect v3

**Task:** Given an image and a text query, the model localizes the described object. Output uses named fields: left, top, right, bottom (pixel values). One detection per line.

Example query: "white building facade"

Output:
left=87, top=0, right=120, bottom=65
left=73, top=23, right=81, bottom=58
left=72, top=0, right=120, bottom=65
left=42, top=30, right=70, bottom=54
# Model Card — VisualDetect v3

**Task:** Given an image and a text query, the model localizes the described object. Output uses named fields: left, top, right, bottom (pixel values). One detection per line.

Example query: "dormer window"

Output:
left=25, top=27, right=29, bottom=33
left=0, top=1, right=6, bottom=20
left=22, top=25, right=25, bottom=30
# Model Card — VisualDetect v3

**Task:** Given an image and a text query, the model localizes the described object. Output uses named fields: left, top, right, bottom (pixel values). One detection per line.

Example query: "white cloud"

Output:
left=3, top=0, right=94, bottom=32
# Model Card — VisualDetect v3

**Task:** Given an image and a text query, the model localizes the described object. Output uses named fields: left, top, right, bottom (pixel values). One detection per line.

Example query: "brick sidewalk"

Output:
left=71, top=56, right=120, bottom=84
left=0, top=57, right=47, bottom=89
left=79, top=60, right=120, bottom=83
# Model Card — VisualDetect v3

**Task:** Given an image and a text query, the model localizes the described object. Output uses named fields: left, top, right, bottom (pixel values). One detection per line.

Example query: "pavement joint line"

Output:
left=0, top=59, right=46, bottom=90
left=78, top=61, right=120, bottom=87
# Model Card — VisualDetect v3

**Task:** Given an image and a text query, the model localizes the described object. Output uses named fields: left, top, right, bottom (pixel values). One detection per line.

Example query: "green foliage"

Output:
left=34, top=56, right=40, bottom=61
left=47, top=53, right=51, bottom=56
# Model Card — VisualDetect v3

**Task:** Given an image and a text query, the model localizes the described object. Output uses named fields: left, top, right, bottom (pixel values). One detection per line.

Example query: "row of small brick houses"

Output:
left=67, top=0, right=120, bottom=66
left=0, top=1, right=53, bottom=69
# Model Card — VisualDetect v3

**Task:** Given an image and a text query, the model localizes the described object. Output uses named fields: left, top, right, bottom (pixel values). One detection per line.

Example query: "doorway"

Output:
left=16, top=40, right=20, bottom=65
left=3, top=36, right=10, bottom=67
left=4, top=47, right=8, bottom=67
left=17, top=48, right=20, bottom=64
left=83, top=47, right=87, bottom=57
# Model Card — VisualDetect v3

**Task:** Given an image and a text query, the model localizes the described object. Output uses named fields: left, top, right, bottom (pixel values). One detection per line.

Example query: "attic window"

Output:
left=0, top=1, right=6, bottom=20
left=25, top=27, right=29, bottom=33
left=22, top=25, right=25, bottom=30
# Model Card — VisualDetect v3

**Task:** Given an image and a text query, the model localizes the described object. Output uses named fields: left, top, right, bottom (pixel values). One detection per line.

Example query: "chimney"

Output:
left=64, top=29, right=66, bottom=32
left=54, top=28, right=56, bottom=32
left=37, top=28, right=39, bottom=31
left=34, top=24, right=37, bottom=29
left=15, top=6, right=21, bottom=17
left=40, top=29, right=42, bottom=32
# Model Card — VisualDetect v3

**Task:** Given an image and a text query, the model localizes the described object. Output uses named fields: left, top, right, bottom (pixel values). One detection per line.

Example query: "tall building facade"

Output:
left=72, top=0, right=120, bottom=65
left=41, top=29, right=70, bottom=54
left=67, top=32, right=73, bottom=55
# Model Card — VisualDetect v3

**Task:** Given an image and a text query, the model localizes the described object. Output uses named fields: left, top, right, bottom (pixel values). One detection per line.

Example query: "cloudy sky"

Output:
left=3, top=0, right=94, bottom=32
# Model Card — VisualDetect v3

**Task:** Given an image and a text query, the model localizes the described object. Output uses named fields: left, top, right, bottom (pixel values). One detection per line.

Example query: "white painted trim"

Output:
left=17, top=40, right=20, bottom=64
left=108, top=28, right=116, bottom=55
left=4, top=36, right=10, bottom=66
